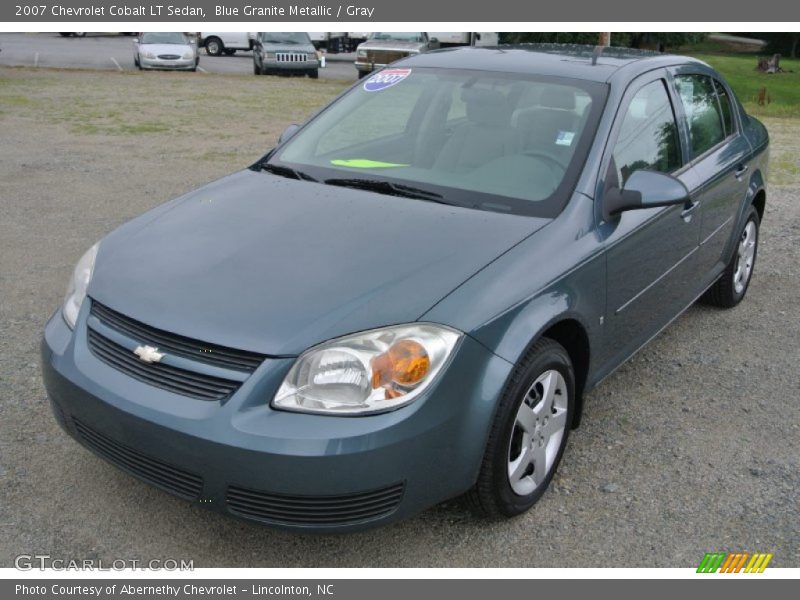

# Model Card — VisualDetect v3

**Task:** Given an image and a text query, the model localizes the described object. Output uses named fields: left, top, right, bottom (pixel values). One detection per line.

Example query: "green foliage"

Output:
left=739, top=33, right=800, bottom=58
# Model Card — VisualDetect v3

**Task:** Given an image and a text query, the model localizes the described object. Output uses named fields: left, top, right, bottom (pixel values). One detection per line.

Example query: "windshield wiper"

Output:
left=324, top=178, right=455, bottom=205
left=260, top=163, right=317, bottom=182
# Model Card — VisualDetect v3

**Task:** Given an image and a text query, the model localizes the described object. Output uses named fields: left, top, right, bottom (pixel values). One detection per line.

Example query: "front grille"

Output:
left=226, top=482, right=405, bottom=526
left=365, top=50, right=408, bottom=64
left=87, top=329, right=240, bottom=400
left=157, top=54, right=181, bottom=60
left=275, top=52, right=308, bottom=63
left=90, top=302, right=266, bottom=372
left=74, top=418, right=203, bottom=500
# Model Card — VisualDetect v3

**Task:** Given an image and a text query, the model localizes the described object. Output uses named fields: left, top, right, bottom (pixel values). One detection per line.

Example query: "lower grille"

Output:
left=158, top=54, right=181, bottom=60
left=74, top=418, right=203, bottom=500
left=365, top=50, right=408, bottom=64
left=226, top=482, right=405, bottom=526
left=276, top=52, right=308, bottom=63
left=87, top=328, right=241, bottom=401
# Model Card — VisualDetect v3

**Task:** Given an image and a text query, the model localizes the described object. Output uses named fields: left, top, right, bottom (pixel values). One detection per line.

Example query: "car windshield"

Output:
left=260, top=32, right=310, bottom=44
left=270, top=68, right=607, bottom=217
left=141, top=32, right=188, bottom=45
left=369, top=32, right=425, bottom=42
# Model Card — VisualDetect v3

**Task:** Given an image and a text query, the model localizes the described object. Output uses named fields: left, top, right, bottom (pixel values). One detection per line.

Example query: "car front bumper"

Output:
left=41, top=302, right=512, bottom=532
left=139, top=56, right=196, bottom=70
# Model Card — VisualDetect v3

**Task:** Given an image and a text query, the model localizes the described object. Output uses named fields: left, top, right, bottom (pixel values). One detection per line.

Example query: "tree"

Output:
left=740, top=33, right=800, bottom=59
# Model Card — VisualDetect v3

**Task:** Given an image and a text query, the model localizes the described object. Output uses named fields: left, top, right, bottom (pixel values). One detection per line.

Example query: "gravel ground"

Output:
left=1, top=67, right=798, bottom=568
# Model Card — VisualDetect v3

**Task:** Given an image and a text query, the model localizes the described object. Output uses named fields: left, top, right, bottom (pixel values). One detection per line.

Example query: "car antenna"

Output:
left=591, top=45, right=604, bottom=66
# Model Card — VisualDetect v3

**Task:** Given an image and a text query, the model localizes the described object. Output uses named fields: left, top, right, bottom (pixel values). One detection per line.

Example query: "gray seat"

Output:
left=434, top=88, right=514, bottom=172
left=514, top=86, right=580, bottom=158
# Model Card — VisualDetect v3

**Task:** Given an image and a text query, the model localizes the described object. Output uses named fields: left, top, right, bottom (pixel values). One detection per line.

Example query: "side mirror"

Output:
left=279, top=124, right=300, bottom=145
left=603, top=170, right=690, bottom=221
left=430, top=37, right=439, bottom=44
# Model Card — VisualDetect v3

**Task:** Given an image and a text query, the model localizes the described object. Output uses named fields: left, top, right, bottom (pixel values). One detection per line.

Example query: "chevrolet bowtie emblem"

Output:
left=133, top=345, right=165, bottom=364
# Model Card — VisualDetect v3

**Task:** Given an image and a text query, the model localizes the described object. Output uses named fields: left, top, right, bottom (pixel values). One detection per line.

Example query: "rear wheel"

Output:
left=467, top=338, right=575, bottom=518
left=205, top=37, right=223, bottom=56
left=701, top=206, right=759, bottom=308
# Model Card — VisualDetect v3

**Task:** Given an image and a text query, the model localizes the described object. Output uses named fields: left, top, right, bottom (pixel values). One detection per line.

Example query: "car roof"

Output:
left=399, top=44, right=705, bottom=83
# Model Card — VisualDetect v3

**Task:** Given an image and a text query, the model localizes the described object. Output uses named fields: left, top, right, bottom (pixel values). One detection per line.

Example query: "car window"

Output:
left=674, top=74, right=726, bottom=158
left=712, top=79, right=735, bottom=137
left=315, top=77, right=427, bottom=155
left=612, top=80, right=681, bottom=186
left=259, top=32, right=310, bottom=44
left=141, top=32, right=187, bottom=45
left=273, top=68, right=608, bottom=217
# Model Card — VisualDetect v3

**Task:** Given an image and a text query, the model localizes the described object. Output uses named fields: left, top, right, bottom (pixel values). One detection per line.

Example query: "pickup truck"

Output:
left=198, top=32, right=255, bottom=56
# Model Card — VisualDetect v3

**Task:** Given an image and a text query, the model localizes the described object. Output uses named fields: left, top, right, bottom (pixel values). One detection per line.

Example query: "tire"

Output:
left=467, top=338, right=575, bottom=518
left=357, top=70, right=370, bottom=79
left=134, top=55, right=140, bottom=67
left=701, top=206, right=760, bottom=308
left=205, top=37, right=223, bottom=56
left=253, top=61, right=261, bottom=75
left=308, top=69, right=319, bottom=79
left=59, top=33, right=72, bottom=37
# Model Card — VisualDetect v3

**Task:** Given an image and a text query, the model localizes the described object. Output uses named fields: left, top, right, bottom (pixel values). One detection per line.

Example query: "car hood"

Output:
left=89, top=170, right=548, bottom=356
left=261, top=42, right=316, bottom=53
left=360, top=41, right=425, bottom=52
left=140, top=43, right=191, bottom=55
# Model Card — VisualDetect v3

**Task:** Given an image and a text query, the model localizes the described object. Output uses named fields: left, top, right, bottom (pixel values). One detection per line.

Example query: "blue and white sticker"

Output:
left=363, top=68, right=412, bottom=92
left=555, top=131, right=576, bottom=147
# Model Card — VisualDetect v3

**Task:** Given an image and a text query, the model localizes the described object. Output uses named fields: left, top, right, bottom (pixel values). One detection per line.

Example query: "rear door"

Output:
left=670, top=70, right=752, bottom=282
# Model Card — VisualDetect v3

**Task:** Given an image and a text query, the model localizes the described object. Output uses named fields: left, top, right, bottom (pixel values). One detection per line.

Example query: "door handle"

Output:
left=734, top=164, right=749, bottom=179
left=681, top=200, right=700, bottom=219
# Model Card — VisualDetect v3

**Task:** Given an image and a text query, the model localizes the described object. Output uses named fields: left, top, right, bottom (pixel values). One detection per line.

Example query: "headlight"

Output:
left=356, top=49, right=367, bottom=58
left=62, top=243, right=98, bottom=329
left=182, top=51, right=194, bottom=59
left=263, top=51, right=275, bottom=59
left=142, top=51, right=156, bottom=59
left=273, top=324, right=462, bottom=415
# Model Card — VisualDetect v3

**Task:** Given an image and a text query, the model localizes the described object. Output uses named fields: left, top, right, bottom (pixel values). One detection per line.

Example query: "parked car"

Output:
left=199, top=32, right=255, bottom=56
left=252, top=32, right=320, bottom=78
left=43, top=45, right=768, bottom=532
left=133, top=32, right=198, bottom=71
left=354, top=32, right=439, bottom=78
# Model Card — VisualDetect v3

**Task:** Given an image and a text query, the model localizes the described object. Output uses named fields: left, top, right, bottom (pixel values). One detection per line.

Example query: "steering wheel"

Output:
left=522, top=150, right=569, bottom=177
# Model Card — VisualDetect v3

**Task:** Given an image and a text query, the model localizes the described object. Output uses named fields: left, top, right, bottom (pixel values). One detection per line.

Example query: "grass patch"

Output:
left=682, top=52, right=800, bottom=118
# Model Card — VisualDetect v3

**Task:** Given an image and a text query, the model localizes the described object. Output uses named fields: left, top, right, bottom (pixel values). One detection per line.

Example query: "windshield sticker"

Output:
left=331, top=159, right=410, bottom=168
left=363, top=68, right=412, bottom=92
left=555, top=131, right=575, bottom=147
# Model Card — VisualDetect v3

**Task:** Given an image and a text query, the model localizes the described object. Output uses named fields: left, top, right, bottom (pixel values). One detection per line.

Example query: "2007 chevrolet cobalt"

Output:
left=42, top=45, right=768, bottom=531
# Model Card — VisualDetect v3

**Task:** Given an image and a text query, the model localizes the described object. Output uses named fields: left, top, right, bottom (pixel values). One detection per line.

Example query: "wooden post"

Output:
left=598, top=32, right=611, bottom=47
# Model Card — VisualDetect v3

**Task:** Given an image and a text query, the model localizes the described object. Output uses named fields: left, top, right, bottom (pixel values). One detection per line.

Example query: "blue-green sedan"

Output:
left=42, top=45, right=769, bottom=531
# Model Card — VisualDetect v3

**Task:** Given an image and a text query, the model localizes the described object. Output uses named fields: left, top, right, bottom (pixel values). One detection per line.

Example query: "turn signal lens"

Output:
left=371, top=339, right=430, bottom=390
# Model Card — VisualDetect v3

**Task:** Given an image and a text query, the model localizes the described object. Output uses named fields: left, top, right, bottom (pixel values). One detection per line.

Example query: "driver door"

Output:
left=598, top=71, right=702, bottom=370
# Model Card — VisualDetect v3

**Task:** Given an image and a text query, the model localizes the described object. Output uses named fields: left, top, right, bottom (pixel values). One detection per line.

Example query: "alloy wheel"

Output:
left=507, top=369, right=569, bottom=496
left=733, top=220, right=757, bottom=294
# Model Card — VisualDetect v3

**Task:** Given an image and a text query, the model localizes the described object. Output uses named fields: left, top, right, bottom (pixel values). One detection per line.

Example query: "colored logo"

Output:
left=363, top=68, right=412, bottom=92
left=697, top=552, right=773, bottom=573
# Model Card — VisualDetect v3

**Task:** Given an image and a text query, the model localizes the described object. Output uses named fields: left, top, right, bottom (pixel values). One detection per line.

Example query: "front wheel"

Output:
left=701, top=206, right=760, bottom=308
left=467, top=338, right=574, bottom=518
left=253, top=61, right=261, bottom=75
left=205, top=37, right=223, bottom=56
